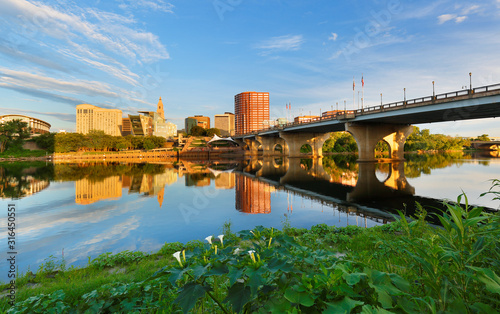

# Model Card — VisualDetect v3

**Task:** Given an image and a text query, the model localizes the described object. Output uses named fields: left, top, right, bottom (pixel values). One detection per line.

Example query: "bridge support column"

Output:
left=279, top=132, right=330, bottom=158
left=244, top=138, right=260, bottom=155
left=346, top=124, right=413, bottom=162
left=256, top=136, right=289, bottom=156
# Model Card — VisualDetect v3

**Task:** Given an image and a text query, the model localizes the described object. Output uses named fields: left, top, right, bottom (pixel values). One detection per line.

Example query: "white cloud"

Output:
left=118, top=0, right=174, bottom=13
left=256, top=35, right=304, bottom=51
left=455, top=16, right=467, bottom=23
left=462, top=5, right=480, bottom=15
left=438, top=14, right=457, bottom=24
left=328, top=33, right=338, bottom=41
left=0, top=0, right=169, bottom=63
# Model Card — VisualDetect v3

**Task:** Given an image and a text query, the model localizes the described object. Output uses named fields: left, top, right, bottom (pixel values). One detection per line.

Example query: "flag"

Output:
left=362, top=75, right=364, bottom=88
left=353, top=77, right=355, bottom=91
left=286, top=103, right=288, bottom=110
left=289, top=102, right=291, bottom=110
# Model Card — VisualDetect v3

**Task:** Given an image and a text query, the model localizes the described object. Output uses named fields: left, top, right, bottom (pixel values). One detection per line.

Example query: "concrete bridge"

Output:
left=234, top=83, right=500, bottom=161
left=470, top=141, right=500, bottom=150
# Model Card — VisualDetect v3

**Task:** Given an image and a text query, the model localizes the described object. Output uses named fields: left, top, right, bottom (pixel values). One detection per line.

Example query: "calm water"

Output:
left=1, top=152, right=499, bottom=281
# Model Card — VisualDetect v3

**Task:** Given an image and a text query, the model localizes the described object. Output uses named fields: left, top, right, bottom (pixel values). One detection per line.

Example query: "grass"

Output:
left=2, top=186, right=500, bottom=313
left=0, top=149, right=48, bottom=158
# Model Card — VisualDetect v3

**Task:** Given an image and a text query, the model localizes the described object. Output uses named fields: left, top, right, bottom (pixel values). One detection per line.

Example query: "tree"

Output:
left=55, top=133, right=86, bottom=153
left=0, top=119, right=30, bottom=153
left=475, top=134, right=490, bottom=141
left=31, top=133, right=55, bottom=153
left=190, top=126, right=207, bottom=136
left=205, top=128, right=221, bottom=137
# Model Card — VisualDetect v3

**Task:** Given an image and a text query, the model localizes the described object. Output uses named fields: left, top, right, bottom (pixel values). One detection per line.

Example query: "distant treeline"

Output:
left=55, top=131, right=166, bottom=153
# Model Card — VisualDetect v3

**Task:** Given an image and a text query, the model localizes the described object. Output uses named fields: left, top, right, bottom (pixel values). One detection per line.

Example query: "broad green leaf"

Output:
left=228, top=267, right=244, bottom=286
left=324, top=297, right=364, bottom=314
left=206, top=261, right=229, bottom=276
left=168, top=268, right=186, bottom=285
left=224, top=282, right=251, bottom=313
left=191, top=264, right=209, bottom=280
left=359, top=304, right=393, bottom=314
left=469, top=267, right=500, bottom=294
left=284, top=285, right=315, bottom=307
left=174, top=282, right=211, bottom=314
left=343, top=272, right=365, bottom=286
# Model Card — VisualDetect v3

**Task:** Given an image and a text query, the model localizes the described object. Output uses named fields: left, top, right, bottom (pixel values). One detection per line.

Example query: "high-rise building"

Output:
left=234, top=92, right=269, bottom=135
left=76, top=104, right=122, bottom=136
left=185, top=115, right=210, bottom=134
left=129, top=98, right=177, bottom=138
left=214, top=112, right=235, bottom=136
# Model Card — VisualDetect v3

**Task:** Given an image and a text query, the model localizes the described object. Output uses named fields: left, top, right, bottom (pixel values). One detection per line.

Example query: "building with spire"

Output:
left=125, top=97, right=177, bottom=138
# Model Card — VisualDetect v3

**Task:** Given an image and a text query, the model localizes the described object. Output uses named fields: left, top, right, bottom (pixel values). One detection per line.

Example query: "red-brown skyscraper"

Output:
left=234, top=92, right=269, bottom=135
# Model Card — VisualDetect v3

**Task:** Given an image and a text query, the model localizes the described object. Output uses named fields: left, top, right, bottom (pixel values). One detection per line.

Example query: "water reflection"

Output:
left=0, top=162, right=52, bottom=199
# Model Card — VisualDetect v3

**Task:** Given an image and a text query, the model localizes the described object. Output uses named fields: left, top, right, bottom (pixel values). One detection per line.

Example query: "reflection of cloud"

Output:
left=82, top=217, right=139, bottom=246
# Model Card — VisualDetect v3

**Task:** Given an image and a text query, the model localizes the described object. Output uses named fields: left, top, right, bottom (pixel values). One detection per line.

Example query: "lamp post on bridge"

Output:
left=404, top=88, right=406, bottom=103
left=432, top=81, right=435, bottom=99
left=469, top=72, right=472, bottom=93
left=380, top=93, right=382, bottom=106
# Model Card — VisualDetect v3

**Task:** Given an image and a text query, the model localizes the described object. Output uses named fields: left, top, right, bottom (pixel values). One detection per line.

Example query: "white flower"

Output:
left=233, top=248, right=241, bottom=255
left=173, top=251, right=183, bottom=267
left=205, top=235, right=213, bottom=244
left=248, top=250, right=255, bottom=255
left=218, top=234, right=224, bottom=246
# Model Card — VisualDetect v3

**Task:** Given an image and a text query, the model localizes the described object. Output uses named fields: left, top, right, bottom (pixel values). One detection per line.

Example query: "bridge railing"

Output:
left=235, top=83, right=500, bottom=137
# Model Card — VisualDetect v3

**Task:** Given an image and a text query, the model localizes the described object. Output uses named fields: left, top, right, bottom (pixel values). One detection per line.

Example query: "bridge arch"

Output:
left=346, top=124, right=413, bottom=161
left=273, top=143, right=283, bottom=153
left=279, top=132, right=331, bottom=158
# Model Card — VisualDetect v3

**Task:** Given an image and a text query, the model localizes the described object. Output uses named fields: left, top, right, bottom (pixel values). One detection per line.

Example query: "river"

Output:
left=0, top=151, right=498, bottom=282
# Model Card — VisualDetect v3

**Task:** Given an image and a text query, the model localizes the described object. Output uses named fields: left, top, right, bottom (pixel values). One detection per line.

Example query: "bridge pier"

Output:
left=346, top=123, right=413, bottom=162
left=256, top=136, right=289, bottom=156
left=279, top=132, right=330, bottom=158
left=244, top=138, right=261, bottom=156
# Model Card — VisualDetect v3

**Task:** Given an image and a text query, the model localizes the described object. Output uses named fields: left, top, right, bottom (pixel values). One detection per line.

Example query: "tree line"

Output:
left=55, top=130, right=166, bottom=153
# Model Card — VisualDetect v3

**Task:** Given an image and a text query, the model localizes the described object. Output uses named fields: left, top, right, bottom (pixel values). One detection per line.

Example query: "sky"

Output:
left=0, top=0, right=499, bottom=136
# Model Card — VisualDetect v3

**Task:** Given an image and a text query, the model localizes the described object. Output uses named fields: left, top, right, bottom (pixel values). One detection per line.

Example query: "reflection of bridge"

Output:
left=235, top=84, right=500, bottom=161
left=234, top=157, right=496, bottom=224
left=470, top=141, right=500, bottom=150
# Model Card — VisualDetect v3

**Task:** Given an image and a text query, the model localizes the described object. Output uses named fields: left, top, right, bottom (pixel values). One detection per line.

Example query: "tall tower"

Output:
left=234, top=92, right=269, bottom=135
left=157, top=97, right=165, bottom=120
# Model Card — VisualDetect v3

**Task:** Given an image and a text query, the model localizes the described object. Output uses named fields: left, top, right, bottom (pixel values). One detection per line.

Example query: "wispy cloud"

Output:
left=0, top=0, right=169, bottom=63
left=0, top=107, right=76, bottom=122
left=438, top=14, right=457, bottom=24
left=118, top=0, right=174, bottom=13
left=328, top=33, right=338, bottom=41
left=255, top=35, right=304, bottom=55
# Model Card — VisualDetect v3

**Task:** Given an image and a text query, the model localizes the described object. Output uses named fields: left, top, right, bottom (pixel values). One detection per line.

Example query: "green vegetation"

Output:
left=0, top=162, right=54, bottom=199
left=55, top=131, right=166, bottom=153
left=323, top=132, right=358, bottom=153
left=405, top=127, right=470, bottom=151
left=190, top=126, right=221, bottom=137
left=2, top=183, right=500, bottom=313
left=29, top=133, right=56, bottom=153
left=474, top=134, right=491, bottom=142
left=0, top=120, right=30, bottom=153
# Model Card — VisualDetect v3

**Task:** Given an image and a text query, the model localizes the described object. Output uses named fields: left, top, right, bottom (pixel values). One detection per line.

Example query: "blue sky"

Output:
left=0, top=0, right=499, bottom=136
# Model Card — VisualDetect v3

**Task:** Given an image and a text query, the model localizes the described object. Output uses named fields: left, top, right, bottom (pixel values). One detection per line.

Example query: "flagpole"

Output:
left=353, top=76, right=355, bottom=111
left=362, top=74, right=364, bottom=111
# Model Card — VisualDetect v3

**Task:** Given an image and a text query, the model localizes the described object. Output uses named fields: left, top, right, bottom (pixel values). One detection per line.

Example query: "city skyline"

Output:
left=0, top=0, right=499, bottom=137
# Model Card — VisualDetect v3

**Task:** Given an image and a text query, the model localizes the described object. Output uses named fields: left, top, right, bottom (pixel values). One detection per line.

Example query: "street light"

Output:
left=380, top=93, right=383, bottom=106
left=469, top=72, right=472, bottom=91
left=404, top=88, right=406, bottom=103
left=432, top=81, right=435, bottom=99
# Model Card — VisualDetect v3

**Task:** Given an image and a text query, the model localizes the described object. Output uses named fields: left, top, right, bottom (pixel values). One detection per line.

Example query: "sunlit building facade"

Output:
left=76, top=104, right=122, bottom=136
left=214, top=112, right=235, bottom=136
left=235, top=92, right=269, bottom=135
left=0, top=114, right=51, bottom=134
left=185, top=116, right=210, bottom=134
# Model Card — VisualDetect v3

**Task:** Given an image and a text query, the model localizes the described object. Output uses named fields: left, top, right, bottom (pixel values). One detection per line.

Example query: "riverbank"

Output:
left=1, top=192, right=499, bottom=313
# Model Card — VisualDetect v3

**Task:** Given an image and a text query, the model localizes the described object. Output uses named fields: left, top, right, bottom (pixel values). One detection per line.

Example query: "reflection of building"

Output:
left=214, top=112, right=235, bottom=136
left=235, top=92, right=270, bottom=135
left=235, top=175, right=272, bottom=214
left=75, top=176, right=122, bottom=205
left=215, top=172, right=236, bottom=189
left=185, top=116, right=210, bottom=134
left=76, top=104, right=122, bottom=136
left=0, top=114, right=51, bottom=134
